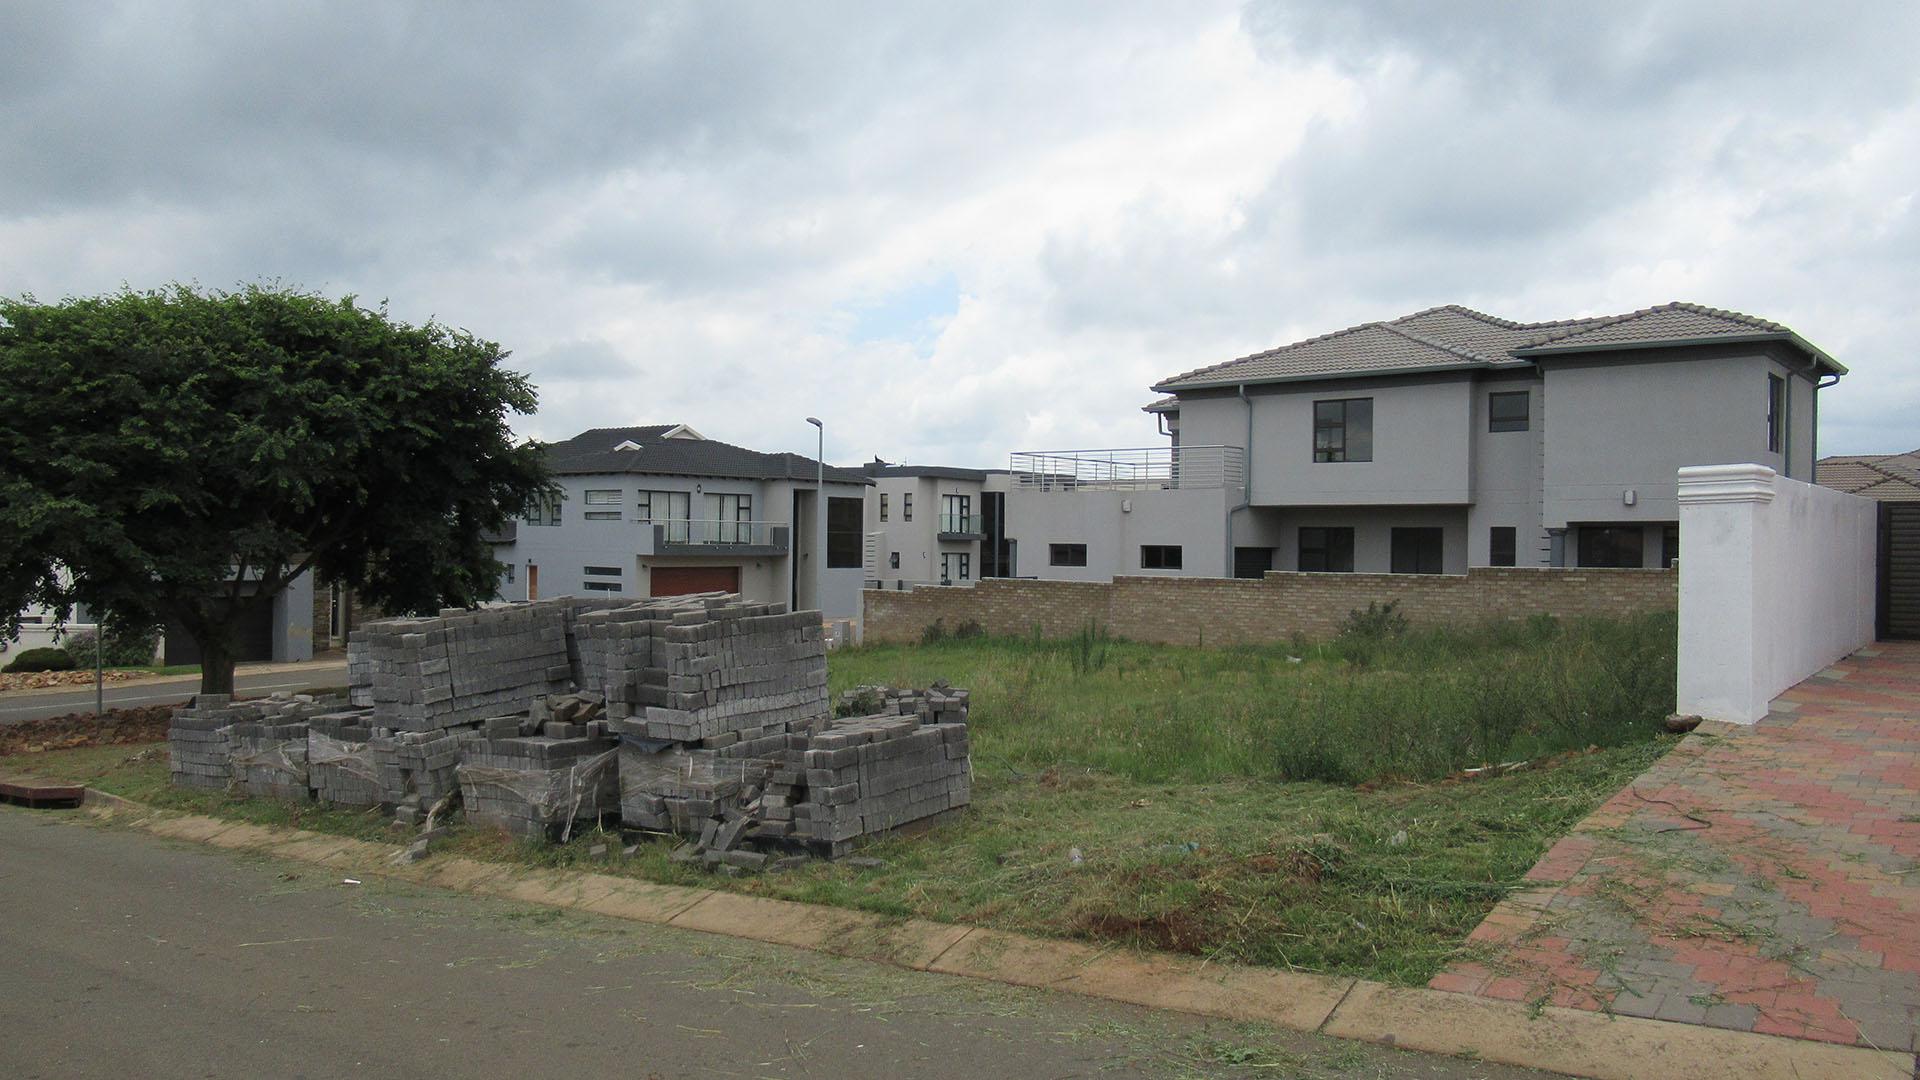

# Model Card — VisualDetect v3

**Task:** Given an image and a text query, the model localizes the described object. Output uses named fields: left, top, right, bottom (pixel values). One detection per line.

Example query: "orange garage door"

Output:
left=650, top=565, right=742, bottom=597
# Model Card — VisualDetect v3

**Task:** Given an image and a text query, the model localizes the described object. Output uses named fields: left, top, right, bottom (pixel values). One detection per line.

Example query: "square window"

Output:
left=1390, top=528, right=1444, bottom=574
left=1049, top=543, right=1088, bottom=567
left=1489, top=391, right=1530, bottom=433
left=1297, top=527, right=1354, bottom=572
left=1140, top=545, right=1183, bottom=570
left=1577, top=525, right=1644, bottom=568
left=1489, top=527, right=1517, bottom=567
left=1312, top=398, right=1373, bottom=462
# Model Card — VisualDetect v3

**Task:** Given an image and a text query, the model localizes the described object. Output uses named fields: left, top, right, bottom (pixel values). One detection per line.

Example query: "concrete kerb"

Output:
left=72, top=789, right=1918, bottom=1080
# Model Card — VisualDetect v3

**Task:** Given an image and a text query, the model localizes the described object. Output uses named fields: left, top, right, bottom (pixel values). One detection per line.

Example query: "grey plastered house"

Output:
left=1003, top=302, right=1843, bottom=579
left=489, top=424, right=872, bottom=619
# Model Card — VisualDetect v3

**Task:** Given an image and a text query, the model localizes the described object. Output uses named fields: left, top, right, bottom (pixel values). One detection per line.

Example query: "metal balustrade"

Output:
left=1008, top=445, right=1245, bottom=491
left=633, top=518, right=789, bottom=551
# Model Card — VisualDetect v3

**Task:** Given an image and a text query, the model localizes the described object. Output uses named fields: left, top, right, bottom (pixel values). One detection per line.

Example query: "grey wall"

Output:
left=1251, top=506, right=1470, bottom=575
left=1003, top=486, right=1230, bottom=580
left=1540, top=346, right=1816, bottom=529
left=1467, top=371, right=1549, bottom=566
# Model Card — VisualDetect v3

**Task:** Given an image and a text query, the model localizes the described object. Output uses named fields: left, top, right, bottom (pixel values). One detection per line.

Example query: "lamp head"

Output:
left=806, top=417, right=823, bottom=429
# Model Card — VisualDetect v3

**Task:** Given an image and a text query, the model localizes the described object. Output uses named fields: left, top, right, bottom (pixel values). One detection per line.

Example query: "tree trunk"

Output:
left=197, top=626, right=237, bottom=696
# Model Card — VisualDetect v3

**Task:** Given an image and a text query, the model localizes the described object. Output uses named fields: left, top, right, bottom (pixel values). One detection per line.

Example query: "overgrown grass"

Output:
left=834, top=611, right=1676, bottom=785
left=21, top=612, right=1679, bottom=986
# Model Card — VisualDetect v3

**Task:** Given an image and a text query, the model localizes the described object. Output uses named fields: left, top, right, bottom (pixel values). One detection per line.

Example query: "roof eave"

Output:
left=1511, top=331, right=1847, bottom=375
left=1152, top=360, right=1496, bottom=393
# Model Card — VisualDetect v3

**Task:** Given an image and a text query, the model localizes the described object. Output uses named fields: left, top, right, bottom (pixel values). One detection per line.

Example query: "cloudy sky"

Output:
left=4, top=2, right=1917, bottom=466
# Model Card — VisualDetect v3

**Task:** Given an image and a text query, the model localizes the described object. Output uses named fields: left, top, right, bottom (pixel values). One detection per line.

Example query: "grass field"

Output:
left=19, top=611, right=1679, bottom=986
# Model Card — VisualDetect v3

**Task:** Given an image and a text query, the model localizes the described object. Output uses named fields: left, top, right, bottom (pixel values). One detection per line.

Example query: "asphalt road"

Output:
left=0, top=662, right=347, bottom=724
left=0, top=808, right=1546, bottom=1080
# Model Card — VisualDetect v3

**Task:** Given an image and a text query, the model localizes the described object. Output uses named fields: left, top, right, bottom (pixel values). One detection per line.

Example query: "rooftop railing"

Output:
left=1008, top=445, right=1245, bottom=491
left=633, top=518, right=789, bottom=550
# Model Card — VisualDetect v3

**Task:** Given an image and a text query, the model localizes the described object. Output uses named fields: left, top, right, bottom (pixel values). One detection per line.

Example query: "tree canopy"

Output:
left=0, top=284, right=550, bottom=692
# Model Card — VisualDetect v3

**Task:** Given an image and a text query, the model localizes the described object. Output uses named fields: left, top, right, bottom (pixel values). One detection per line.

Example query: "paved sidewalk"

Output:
left=1431, top=642, right=1920, bottom=1050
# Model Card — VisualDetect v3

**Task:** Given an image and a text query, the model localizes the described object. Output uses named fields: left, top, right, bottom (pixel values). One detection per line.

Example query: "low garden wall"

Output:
left=862, top=567, right=1677, bottom=646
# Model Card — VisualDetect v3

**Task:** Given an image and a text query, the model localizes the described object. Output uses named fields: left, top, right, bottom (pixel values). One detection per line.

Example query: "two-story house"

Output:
left=489, top=424, right=872, bottom=619
left=860, top=461, right=1015, bottom=588
left=990, top=302, right=1841, bottom=581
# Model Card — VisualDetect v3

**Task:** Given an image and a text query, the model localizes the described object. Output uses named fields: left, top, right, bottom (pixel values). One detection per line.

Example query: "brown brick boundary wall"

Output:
left=861, top=568, right=1677, bottom=647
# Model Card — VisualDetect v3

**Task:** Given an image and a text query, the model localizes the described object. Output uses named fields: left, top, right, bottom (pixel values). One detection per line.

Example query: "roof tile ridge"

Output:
left=1665, top=300, right=1789, bottom=334
left=1373, top=320, right=1494, bottom=364
left=1393, top=303, right=1526, bottom=329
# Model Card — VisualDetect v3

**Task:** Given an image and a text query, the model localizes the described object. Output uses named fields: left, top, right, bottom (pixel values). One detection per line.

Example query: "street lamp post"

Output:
left=805, top=417, right=823, bottom=489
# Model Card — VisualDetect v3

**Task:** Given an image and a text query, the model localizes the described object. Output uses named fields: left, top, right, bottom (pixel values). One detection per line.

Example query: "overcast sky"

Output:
left=4, top=2, right=1917, bottom=465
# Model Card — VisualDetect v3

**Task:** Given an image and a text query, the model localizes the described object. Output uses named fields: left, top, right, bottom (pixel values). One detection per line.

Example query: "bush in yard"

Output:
left=3, top=646, right=77, bottom=673
left=60, top=623, right=161, bottom=667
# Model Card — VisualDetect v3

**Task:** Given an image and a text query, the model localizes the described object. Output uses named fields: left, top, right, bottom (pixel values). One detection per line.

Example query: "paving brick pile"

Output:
left=167, top=695, right=244, bottom=791
left=307, top=712, right=382, bottom=808
left=368, top=727, right=478, bottom=824
left=836, top=681, right=970, bottom=725
left=780, top=710, right=970, bottom=855
left=168, top=692, right=358, bottom=794
left=357, top=603, right=575, bottom=732
left=457, top=731, right=619, bottom=841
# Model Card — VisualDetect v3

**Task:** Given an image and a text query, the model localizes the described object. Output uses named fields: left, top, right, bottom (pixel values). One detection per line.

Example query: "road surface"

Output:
left=0, top=662, right=347, bottom=725
left=0, top=807, right=1546, bottom=1080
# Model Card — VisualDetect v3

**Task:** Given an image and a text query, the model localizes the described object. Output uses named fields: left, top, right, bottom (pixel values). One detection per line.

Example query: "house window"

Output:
left=1489, top=527, right=1517, bottom=567
left=583, top=565, right=622, bottom=577
left=524, top=491, right=562, bottom=527
left=504, top=564, right=515, bottom=583
left=1049, top=543, right=1088, bottom=567
left=1313, top=398, right=1373, bottom=462
left=827, top=497, right=864, bottom=568
left=1140, top=545, right=1183, bottom=570
left=582, top=581, right=623, bottom=592
left=941, top=552, right=971, bottom=582
left=1298, top=527, right=1355, bottom=572
left=707, top=493, right=752, bottom=543
left=902, top=493, right=913, bottom=521
left=583, top=489, right=624, bottom=521
left=1767, top=374, right=1785, bottom=453
left=1662, top=524, right=1679, bottom=569
left=1390, top=528, right=1444, bottom=574
left=636, top=490, right=692, bottom=543
left=1489, top=391, right=1530, bottom=433
left=1578, top=525, right=1644, bottom=568
left=942, top=494, right=973, bottom=534
left=880, top=493, right=889, bottom=522
left=889, top=552, right=900, bottom=570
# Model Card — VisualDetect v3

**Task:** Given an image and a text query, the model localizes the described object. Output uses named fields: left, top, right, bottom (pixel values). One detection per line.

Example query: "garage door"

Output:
left=650, top=566, right=741, bottom=598
left=1884, top=504, right=1920, bottom=640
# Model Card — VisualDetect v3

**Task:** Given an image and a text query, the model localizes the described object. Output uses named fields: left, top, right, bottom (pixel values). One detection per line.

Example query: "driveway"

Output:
left=0, top=659, right=347, bottom=725
left=1432, top=641, right=1920, bottom=1050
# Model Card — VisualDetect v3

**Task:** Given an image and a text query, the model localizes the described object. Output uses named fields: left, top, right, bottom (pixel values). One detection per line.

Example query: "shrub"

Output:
left=1067, top=620, right=1112, bottom=675
left=62, top=622, right=161, bottom=668
left=3, top=647, right=78, bottom=673
left=921, top=619, right=948, bottom=645
left=953, top=619, right=985, bottom=640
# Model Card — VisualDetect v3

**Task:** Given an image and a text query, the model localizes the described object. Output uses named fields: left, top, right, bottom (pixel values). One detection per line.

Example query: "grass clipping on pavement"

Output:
left=25, top=609, right=1678, bottom=987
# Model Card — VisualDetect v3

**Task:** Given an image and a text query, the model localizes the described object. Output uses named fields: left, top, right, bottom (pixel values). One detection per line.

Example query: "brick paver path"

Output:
left=1432, top=642, right=1920, bottom=1050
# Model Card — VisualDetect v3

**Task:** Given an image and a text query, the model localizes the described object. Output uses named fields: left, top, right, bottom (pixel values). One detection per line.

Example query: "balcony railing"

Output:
left=938, top=513, right=982, bottom=536
left=634, top=518, right=789, bottom=554
left=1008, top=445, right=1245, bottom=491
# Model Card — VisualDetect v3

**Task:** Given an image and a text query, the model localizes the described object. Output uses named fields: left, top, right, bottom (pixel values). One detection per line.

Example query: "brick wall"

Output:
left=862, top=568, right=1677, bottom=646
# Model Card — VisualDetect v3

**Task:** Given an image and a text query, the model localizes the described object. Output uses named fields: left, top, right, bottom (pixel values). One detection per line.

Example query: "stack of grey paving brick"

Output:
left=837, top=682, right=970, bottom=726
left=369, top=727, right=478, bottom=824
left=346, top=637, right=372, bottom=707
left=307, top=711, right=383, bottom=808
left=457, top=728, right=619, bottom=841
left=630, top=598, right=829, bottom=741
left=777, top=710, right=970, bottom=858
left=168, top=694, right=253, bottom=790
left=358, top=602, right=574, bottom=733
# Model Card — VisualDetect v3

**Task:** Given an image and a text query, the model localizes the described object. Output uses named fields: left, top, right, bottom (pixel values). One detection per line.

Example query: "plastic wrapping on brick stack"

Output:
left=168, top=692, right=357, bottom=795
left=227, top=720, right=313, bottom=800
left=307, top=712, right=382, bottom=808
left=458, top=735, right=619, bottom=841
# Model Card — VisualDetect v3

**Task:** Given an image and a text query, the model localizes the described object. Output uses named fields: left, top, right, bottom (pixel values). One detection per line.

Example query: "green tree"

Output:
left=0, top=284, right=549, bottom=694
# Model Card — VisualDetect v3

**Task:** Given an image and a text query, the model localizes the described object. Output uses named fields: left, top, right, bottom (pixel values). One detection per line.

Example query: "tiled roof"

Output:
left=1141, top=396, right=1180, bottom=413
left=1817, top=451, right=1920, bottom=502
left=543, top=425, right=870, bottom=485
left=1154, top=301, right=1840, bottom=391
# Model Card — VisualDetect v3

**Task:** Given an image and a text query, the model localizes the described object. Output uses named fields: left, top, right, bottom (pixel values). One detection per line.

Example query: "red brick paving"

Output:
left=1431, top=641, right=1920, bottom=1050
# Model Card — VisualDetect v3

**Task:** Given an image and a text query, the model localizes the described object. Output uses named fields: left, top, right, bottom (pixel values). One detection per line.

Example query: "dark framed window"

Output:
left=1489, top=391, right=1530, bottom=433
left=1140, top=545, right=1183, bottom=570
left=826, top=497, right=864, bottom=568
left=1661, top=524, right=1679, bottom=569
left=941, top=552, right=970, bottom=582
left=1578, top=525, right=1644, bottom=568
left=1390, top=528, right=1444, bottom=574
left=583, top=488, right=624, bottom=521
left=1489, top=527, right=1517, bottom=567
left=582, top=581, right=622, bottom=592
left=889, top=552, right=900, bottom=570
left=583, top=565, right=622, bottom=577
left=1313, top=398, right=1373, bottom=462
left=1233, top=547, right=1274, bottom=579
left=1298, top=527, right=1355, bottom=572
left=1049, top=543, right=1088, bottom=567
left=1766, top=374, right=1784, bottom=453
left=524, top=492, right=562, bottom=527
left=879, top=493, right=889, bottom=522
left=903, top=493, right=913, bottom=521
